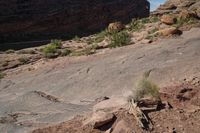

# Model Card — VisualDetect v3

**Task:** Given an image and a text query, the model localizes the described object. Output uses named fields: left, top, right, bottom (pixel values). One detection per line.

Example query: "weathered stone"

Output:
left=108, top=22, right=125, bottom=33
left=112, top=120, right=131, bottom=133
left=0, top=0, right=150, bottom=44
left=159, top=27, right=179, bottom=36
left=189, top=1, right=200, bottom=18
left=161, top=15, right=177, bottom=25
left=93, top=97, right=127, bottom=112
left=84, top=111, right=115, bottom=129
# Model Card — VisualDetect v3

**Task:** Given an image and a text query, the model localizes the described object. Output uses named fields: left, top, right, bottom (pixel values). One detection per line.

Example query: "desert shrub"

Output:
left=174, top=17, right=198, bottom=28
left=17, top=49, right=36, bottom=54
left=128, top=19, right=145, bottom=32
left=145, top=28, right=159, bottom=40
left=5, top=49, right=15, bottom=54
left=0, top=72, right=6, bottom=79
left=149, top=16, right=160, bottom=23
left=87, top=30, right=109, bottom=45
left=42, top=39, right=62, bottom=58
left=18, top=57, right=29, bottom=64
left=70, top=47, right=96, bottom=56
left=50, top=39, right=62, bottom=48
left=73, top=35, right=81, bottom=42
left=61, top=49, right=72, bottom=56
left=133, top=77, right=160, bottom=101
left=2, top=61, right=9, bottom=67
left=108, top=31, right=131, bottom=48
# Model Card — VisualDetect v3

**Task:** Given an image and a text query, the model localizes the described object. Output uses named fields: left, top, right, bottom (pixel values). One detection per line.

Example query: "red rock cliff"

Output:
left=0, top=0, right=150, bottom=44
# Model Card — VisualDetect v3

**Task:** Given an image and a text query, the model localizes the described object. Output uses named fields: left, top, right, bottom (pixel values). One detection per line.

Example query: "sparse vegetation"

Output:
left=17, top=49, right=36, bottom=54
left=173, top=17, right=198, bottom=28
left=128, top=19, right=145, bottom=32
left=108, top=31, right=131, bottom=48
left=2, top=61, right=9, bottom=67
left=133, top=77, right=160, bottom=101
left=86, top=30, right=109, bottom=45
left=61, top=49, right=72, bottom=56
left=0, top=72, right=6, bottom=79
left=5, top=49, right=15, bottom=54
left=145, top=28, right=159, bottom=40
left=42, top=39, right=62, bottom=58
left=18, top=57, right=29, bottom=64
left=73, top=35, right=81, bottom=42
left=70, top=47, right=96, bottom=56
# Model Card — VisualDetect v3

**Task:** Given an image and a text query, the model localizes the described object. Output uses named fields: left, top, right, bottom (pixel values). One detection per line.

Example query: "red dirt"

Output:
left=32, top=83, right=200, bottom=133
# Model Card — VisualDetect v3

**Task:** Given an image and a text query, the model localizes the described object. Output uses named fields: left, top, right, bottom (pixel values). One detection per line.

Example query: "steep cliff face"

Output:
left=0, top=0, right=150, bottom=44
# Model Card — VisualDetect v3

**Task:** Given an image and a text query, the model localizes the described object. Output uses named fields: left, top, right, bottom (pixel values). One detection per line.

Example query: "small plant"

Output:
left=174, top=17, right=198, bottom=28
left=132, top=77, right=160, bottom=102
left=73, top=35, right=81, bottom=42
left=17, top=49, right=36, bottom=54
left=149, top=16, right=160, bottom=23
left=42, top=39, right=62, bottom=58
left=71, top=47, right=96, bottom=56
left=61, top=49, right=72, bottom=56
left=108, top=31, right=131, bottom=48
left=5, top=49, right=15, bottom=54
left=0, top=72, right=6, bottom=79
left=86, top=30, right=109, bottom=45
left=128, top=19, right=145, bottom=32
left=50, top=39, right=62, bottom=48
left=2, top=61, right=9, bottom=67
left=18, top=57, right=29, bottom=64
left=145, top=28, right=159, bottom=40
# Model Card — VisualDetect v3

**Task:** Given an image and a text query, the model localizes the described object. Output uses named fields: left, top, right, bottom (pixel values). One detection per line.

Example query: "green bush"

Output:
left=133, top=77, right=160, bottom=101
left=128, top=19, right=145, bottom=32
left=108, top=31, right=131, bottom=48
left=61, top=49, right=72, bottom=56
left=50, top=39, right=62, bottom=48
left=87, top=30, right=109, bottom=45
left=42, top=39, right=62, bottom=58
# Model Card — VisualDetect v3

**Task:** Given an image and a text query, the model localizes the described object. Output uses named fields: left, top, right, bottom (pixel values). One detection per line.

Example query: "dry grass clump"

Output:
left=132, top=77, right=160, bottom=102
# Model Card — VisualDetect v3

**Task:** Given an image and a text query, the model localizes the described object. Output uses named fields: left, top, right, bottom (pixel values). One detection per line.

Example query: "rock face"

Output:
left=153, top=0, right=200, bottom=16
left=0, top=0, right=150, bottom=44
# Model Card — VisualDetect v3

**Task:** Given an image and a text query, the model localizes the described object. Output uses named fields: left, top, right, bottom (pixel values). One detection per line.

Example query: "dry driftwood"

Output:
left=128, top=98, right=153, bottom=129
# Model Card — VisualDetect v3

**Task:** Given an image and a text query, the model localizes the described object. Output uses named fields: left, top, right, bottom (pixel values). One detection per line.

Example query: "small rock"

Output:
left=163, top=101, right=173, bottom=110
left=84, top=111, right=115, bottom=129
left=108, top=22, right=125, bottom=33
left=161, top=15, right=177, bottom=25
left=112, top=120, right=131, bottom=133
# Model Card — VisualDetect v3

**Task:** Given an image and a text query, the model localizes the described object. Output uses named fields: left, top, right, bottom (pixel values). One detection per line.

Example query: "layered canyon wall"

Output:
left=0, top=0, right=150, bottom=45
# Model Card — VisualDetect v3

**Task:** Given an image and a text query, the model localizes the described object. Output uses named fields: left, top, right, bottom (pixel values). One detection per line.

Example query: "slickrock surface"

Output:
left=0, top=28, right=200, bottom=133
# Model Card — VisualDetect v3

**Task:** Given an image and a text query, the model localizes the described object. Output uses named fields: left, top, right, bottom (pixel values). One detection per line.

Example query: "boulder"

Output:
left=93, top=97, right=127, bottom=112
left=159, top=27, right=180, bottom=36
left=161, top=15, right=177, bottom=25
left=112, top=120, right=131, bottom=133
left=108, top=22, right=125, bottom=33
left=84, top=111, right=115, bottom=129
